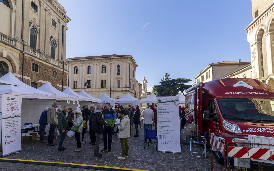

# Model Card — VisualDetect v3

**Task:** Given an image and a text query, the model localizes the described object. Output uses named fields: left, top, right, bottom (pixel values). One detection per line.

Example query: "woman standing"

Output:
left=133, top=106, right=140, bottom=137
left=118, top=110, right=130, bottom=159
left=73, top=110, right=83, bottom=152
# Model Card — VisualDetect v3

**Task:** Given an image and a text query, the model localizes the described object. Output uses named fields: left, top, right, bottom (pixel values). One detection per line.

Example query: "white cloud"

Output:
left=143, top=23, right=150, bottom=29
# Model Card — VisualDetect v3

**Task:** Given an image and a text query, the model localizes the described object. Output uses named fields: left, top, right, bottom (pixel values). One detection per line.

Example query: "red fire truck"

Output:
left=184, top=78, right=274, bottom=168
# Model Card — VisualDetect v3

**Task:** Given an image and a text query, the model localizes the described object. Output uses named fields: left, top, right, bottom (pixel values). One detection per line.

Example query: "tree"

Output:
left=152, top=73, right=191, bottom=96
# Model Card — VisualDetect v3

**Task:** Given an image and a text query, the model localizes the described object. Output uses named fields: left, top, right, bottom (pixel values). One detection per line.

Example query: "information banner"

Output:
left=157, top=96, right=181, bottom=153
left=1, top=94, right=22, bottom=156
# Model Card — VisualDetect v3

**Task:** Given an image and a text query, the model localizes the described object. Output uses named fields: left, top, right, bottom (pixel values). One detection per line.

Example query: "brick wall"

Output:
left=18, top=53, right=67, bottom=91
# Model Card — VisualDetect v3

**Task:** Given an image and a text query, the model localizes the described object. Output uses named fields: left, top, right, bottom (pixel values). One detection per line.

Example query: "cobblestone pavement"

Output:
left=1, top=125, right=224, bottom=171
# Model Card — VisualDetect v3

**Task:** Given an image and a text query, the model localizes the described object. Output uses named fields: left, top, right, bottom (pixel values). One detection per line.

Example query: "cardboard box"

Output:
left=32, top=132, right=40, bottom=140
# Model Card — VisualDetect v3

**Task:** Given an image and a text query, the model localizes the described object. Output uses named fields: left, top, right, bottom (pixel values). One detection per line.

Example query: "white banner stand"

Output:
left=157, top=96, right=181, bottom=153
left=1, top=94, right=22, bottom=157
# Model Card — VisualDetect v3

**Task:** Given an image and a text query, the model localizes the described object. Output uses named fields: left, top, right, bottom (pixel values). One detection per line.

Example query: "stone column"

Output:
left=93, top=63, right=96, bottom=88
left=22, top=0, right=30, bottom=44
left=111, top=62, right=114, bottom=88
left=68, top=64, right=71, bottom=87
left=123, top=62, right=127, bottom=87
left=14, top=0, right=22, bottom=41
left=10, top=7, right=16, bottom=38
left=108, top=63, right=110, bottom=88
left=58, top=21, right=63, bottom=61
left=44, top=8, right=51, bottom=55
left=97, top=64, right=100, bottom=88
left=265, top=32, right=274, bottom=75
left=63, top=26, right=67, bottom=60
left=39, top=2, right=46, bottom=52
left=251, top=42, right=263, bottom=79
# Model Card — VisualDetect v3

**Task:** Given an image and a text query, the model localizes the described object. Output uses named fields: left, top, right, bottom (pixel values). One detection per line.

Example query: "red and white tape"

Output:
left=228, top=147, right=274, bottom=161
left=210, top=133, right=225, bottom=155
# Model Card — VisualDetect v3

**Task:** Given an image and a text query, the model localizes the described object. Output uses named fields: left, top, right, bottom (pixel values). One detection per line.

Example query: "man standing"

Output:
left=58, top=106, right=68, bottom=151
left=92, top=105, right=106, bottom=158
left=67, top=108, right=74, bottom=130
left=39, top=107, right=48, bottom=143
left=47, top=102, right=58, bottom=146
left=89, top=105, right=96, bottom=145
left=81, top=105, right=91, bottom=143
left=102, top=103, right=116, bottom=153
left=143, top=106, right=154, bottom=143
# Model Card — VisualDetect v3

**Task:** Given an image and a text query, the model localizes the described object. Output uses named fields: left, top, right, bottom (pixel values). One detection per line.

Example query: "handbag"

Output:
left=71, top=126, right=78, bottom=132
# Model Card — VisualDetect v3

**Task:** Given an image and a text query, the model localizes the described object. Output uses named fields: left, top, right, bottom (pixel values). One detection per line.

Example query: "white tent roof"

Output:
left=62, top=87, right=89, bottom=101
left=97, top=93, right=115, bottom=103
left=0, top=72, right=55, bottom=99
left=140, top=93, right=157, bottom=103
left=78, top=90, right=101, bottom=103
left=176, top=93, right=185, bottom=103
left=115, top=93, right=139, bottom=103
left=38, top=82, right=77, bottom=101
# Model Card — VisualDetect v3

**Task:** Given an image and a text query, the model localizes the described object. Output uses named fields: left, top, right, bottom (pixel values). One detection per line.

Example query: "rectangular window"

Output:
left=30, top=32, right=37, bottom=50
left=31, top=82, right=38, bottom=89
left=117, top=80, right=120, bottom=88
left=133, top=70, right=135, bottom=77
left=206, top=72, right=208, bottom=79
left=73, top=81, right=77, bottom=89
left=201, top=75, right=204, bottom=82
left=87, top=80, right=91, bottom=88
left=101, top=80, right=106, bottom=88
left=51, top=46, right=55, bottom=59
left=255, top=10, right=258, bottom=18
left=208, top=70, right=210, bottom=78
left=31, top=2, right=38, bottom=12
left=52, top=19, right=57, bottom=28
left=32, top=63, right=39, bottom=72
left=102, top=65, right=106, bottom=73
left=52, top=71, right=57, bottom=78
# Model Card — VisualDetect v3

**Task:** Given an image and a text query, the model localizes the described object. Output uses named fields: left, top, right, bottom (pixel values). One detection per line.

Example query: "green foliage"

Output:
left=152, top=73, right=191, bottom=96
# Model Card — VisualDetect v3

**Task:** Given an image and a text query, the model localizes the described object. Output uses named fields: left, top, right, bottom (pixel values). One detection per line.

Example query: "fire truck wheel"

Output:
left=213, top=151, right=224, bottom=165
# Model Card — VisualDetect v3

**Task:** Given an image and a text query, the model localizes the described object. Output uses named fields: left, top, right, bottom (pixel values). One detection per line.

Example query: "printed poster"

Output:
left=157, top=96, right=181, bottom=153
left=1, top=94, right=22, bottom=156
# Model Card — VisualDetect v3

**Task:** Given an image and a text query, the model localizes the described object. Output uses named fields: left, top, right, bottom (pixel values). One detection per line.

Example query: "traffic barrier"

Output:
left=227, top=146, right=274, bottom=160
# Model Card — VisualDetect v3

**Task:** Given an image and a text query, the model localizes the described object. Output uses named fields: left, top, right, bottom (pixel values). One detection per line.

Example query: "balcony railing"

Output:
left=0, top=32, right=15, bottom=46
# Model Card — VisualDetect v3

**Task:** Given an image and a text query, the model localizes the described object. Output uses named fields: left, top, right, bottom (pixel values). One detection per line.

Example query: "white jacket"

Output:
left=118, top=115, right=130, bottom=138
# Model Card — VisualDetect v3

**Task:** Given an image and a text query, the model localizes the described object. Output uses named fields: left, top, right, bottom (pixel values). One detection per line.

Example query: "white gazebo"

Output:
left=139, top=93, right=157, bottom=103
left=78, top=90, right=101, bottom=103
left=97, top=93, right=115, bottom=106
left=176, top=92, right=185, bottom=104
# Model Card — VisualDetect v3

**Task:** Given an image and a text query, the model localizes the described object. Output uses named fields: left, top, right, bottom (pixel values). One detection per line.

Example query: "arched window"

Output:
left=74, top=66, right=78, bottom=74
left=87, top=66, right=91, bottom=74
left=117, top=65, right=120, bottom=75
left=50, top=41, right=56, bottom=59
left=0, top=61, right=9, bottom=77
left=102, top=65, right=106, bottom=73
left=0, top=0, right=10, bottom=8
left=30, top=28, right=37, bottom=50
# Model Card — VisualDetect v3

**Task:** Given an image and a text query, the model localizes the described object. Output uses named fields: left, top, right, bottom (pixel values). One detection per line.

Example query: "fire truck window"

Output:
left=217, top=98, right=274, bottom=122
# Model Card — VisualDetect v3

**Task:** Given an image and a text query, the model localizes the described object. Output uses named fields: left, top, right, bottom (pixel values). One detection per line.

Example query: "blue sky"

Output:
left=59, top=0, right=253, bottom=91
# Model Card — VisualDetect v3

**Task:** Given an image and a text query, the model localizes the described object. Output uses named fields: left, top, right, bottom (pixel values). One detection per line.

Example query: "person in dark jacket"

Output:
left=67, top=108, right=74, bottom=130
left=89, top=105, right=96, bottom=145
left=92, top=104, right=106, bottom=158
left=133, top=106, right=140, bottom=137
left=81, top=105, right=91, bottom=143
left=39, top=107, right=49, bottom=143
left=57, top=106, right=68, bottom=151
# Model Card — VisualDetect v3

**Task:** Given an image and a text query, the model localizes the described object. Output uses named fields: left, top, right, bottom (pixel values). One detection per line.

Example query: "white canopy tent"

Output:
left=115, top=93, right=140, bottom=107
left=78, top=90, right=101, bottom=103
left=139, top=93, right=157, bottom=103
left=0, top=72, right=55, bottom=99
left=38, top=82, right=77, bottom=101
left=97, top=93, right=115, bottom=106
left=176, top=93, right=185, bottom=104
left=62, top=87, right=89, bottom=101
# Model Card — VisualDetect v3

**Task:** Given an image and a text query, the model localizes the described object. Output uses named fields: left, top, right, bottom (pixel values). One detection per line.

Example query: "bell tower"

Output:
left=251, top=0, right=274, bottom=20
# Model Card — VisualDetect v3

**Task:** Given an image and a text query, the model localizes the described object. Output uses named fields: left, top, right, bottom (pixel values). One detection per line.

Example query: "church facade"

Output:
left=245, top=0, right=274, bottom=86
left=0, top=0, right=70, bottom=91
left=67, top=54, right=142, bottom=99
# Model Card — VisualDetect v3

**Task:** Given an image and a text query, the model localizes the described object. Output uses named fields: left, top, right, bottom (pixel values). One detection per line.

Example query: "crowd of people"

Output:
left=38, top=102, right=158, bottom=159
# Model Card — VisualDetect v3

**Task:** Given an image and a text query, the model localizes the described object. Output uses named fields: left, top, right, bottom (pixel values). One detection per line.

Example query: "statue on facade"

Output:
left=141, top=77, right=148, bottom=94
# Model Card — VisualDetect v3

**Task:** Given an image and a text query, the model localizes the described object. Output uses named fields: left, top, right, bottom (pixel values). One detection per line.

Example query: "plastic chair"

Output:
left=190, top=132, right=207, bottom=157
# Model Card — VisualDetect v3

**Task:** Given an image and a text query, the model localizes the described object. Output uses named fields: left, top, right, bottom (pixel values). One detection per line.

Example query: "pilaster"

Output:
left=265, top=32, right=274, bottom=75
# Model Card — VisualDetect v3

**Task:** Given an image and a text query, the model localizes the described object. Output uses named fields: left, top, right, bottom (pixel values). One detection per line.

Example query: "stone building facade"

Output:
left=245, top=0, right=274, bottom=86
left=0, top=0, right=70, bottom=90
left=67, top=54, right=142, bottom=99
left=194, top=61, right=250, bottom=85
